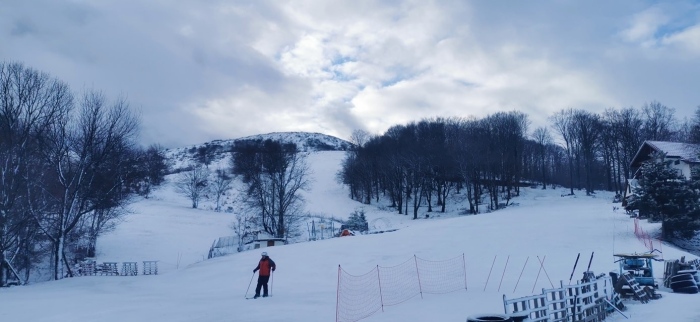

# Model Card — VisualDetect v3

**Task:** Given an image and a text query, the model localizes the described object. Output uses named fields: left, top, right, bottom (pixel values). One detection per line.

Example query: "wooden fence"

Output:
left=77, top=260, right=158, bottom=276
left=503, top=276, right=612, bottom=322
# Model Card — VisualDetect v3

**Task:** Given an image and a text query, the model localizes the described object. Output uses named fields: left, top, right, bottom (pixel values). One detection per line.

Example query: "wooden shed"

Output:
left=246, top=232, right=285, bottom=250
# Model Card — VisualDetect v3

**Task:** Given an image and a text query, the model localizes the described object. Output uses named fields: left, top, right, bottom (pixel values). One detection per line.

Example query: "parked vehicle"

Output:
left=614, top=252, right=661, bottom=288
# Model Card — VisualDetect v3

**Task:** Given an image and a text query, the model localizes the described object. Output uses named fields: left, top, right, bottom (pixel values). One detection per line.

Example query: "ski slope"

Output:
left=1, top=151, right=699, bottom=322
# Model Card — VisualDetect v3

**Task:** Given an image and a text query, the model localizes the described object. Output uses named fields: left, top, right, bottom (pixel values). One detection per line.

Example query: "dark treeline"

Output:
left=0, top=62, right=166, bottom=286
left=340, top=103, right=700, bottom=217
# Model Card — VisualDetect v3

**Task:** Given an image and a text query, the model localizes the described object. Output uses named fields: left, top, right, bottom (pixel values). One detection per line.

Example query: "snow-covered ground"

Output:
left=1, top=151, right=699, bottom=322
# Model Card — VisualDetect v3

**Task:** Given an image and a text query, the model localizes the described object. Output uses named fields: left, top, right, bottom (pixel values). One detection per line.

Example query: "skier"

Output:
left=252, top=251, right=276, bottom=298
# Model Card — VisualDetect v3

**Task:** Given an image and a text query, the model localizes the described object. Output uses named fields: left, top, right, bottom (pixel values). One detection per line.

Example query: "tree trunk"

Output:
left=0, top=251, right=5, bottom=287
left=54, top=235, right=64, bottom=280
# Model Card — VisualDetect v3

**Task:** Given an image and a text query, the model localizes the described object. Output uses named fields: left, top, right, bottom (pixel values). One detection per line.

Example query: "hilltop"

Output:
left=164, top=131, right=353, bottom=172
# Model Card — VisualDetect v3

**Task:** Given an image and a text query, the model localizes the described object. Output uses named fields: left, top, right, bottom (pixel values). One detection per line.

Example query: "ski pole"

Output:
left=586, top=252, right=595, bottom=272
left=569, top=253, right=580, bottom=285
left=245, top=272, right=255, bottom=298
left=270, top=271, right=274, bottom=296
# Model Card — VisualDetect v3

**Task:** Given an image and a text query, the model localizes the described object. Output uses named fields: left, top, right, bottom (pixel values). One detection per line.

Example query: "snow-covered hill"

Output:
left=2, top=149, right=700, bottom=322
left=164, top=131, right=353, bottom=172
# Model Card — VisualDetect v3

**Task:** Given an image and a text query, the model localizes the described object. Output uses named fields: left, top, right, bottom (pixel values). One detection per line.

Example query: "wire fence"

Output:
left=208, top=236, right=239, bottom=259
left=633, top=218, right=662, bottom=254
left=336, top=254, right=467, bottom=322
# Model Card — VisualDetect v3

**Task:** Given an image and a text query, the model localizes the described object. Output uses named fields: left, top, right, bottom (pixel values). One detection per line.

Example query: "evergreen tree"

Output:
left=344, top=210, right=369, bottom=233
left=628, top=152, right=700, bottom=239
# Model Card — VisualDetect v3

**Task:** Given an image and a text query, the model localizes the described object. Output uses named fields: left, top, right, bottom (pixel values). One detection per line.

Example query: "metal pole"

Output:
left=463, top=253, right=468, bottom=291
left=376, top=266, right=384, bottom=312
left=498, top=255, right=510, bottom=292
left=336, top=265, right=341, bottom=322
left=414, top=255, right=424, bottom=298
left=537, top=256, right=555, bottom=288
left=514, top=256, right=529, bottom=293
left=568, top=253, right=581, bottom=285
left=484, top=255, right=497, bottom=291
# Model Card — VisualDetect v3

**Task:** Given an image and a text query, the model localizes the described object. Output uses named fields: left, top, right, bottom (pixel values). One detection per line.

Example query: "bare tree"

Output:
left=532, top=127, right=553, bottom=189
left=134, top=144, right=168, bottom=198
left=572, top=110, right=602, bottom=195
left=29, top=90, right=139, bottom=280
left=642, top=101, right=676, bottom=141
left=606, top=107, right=644, bottom=179
left=176, top=164, right=209, bottom=209
left=73, top=206, right=127, bottom=258
left=230, top=212, right=255, bottom=252
left=350, top=129, right=370, bottom=148
left=340, top=129, right=375, bottom=204
left=232, top=139, right=310, bottom=238
left=0, top=62, right=72, bottom=285
left=551, top=109, right=576, bottom=195
left=211, top=168, right=233, bottom=212
left=688, top=106, right=700, bottom=144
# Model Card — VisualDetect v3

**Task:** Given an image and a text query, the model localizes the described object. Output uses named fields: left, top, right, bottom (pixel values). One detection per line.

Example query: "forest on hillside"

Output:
left=338, top=105, right=700, bottom=218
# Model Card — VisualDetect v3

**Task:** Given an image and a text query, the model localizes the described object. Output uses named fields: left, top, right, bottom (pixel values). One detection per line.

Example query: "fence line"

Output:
left=503, top=276, right=613, bottom=322
left=633, top=218, right=662, bottom=254
left=377, top=257, right=421, bottom=305
left=208, top=236, right=239, bottom=259
left=75, top=260, right=159, bottom=276
left=336, top=266, right=383, bottom=322
left=336, top=254, right=467, bottom=322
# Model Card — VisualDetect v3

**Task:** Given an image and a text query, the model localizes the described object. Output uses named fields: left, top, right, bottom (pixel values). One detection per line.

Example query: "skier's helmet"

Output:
left=261, top=252, right=268, bottom=257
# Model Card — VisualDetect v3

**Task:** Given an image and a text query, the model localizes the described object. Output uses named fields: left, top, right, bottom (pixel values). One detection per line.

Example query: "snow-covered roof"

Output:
left=630, top=140, right=700, bottom=168
left=255, top=232, right=285, bottom=241
left=645, top=141, right=700, bottom=162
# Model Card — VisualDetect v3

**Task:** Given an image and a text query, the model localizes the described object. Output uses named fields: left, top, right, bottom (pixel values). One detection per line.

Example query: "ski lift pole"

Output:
left=568, top=253, right=580, bottom=285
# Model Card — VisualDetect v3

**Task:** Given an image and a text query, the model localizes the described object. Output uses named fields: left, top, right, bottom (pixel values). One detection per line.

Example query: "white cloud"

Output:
left=1, top=0, right=699, bottom=147
left=619, top=7, right=669, bottom=46
left=662, top=24, right=700, bottom=55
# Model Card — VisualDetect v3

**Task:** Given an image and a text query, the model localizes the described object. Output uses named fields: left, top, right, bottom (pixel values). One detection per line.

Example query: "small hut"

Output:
left=246, top=232, right=285, bottom=250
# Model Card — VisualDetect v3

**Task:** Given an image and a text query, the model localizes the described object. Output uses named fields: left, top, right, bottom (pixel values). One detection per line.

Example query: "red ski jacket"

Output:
left=254, top=258, right=276, bottom=276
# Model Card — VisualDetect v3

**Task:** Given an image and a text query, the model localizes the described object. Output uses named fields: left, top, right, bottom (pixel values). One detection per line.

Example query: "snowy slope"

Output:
left=1, top=151, right=700, bottom=322
left=164, top=131, right=353, bottom=173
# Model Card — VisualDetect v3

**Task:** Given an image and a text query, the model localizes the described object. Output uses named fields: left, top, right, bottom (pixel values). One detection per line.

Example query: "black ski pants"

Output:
left=255, top=275, right=270, bottom=296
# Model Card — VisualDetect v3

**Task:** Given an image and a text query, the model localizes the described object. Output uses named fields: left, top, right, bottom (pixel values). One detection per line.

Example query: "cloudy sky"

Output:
left=2, top=1, right=699, bottom=148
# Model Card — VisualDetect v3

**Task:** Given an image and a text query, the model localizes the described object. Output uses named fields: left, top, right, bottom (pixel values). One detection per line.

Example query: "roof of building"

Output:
left=645, top=141, right=700, bottom=161
left=630, top=140, right=700, bottom=168
left=253, top=232, right=285, bottom=241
